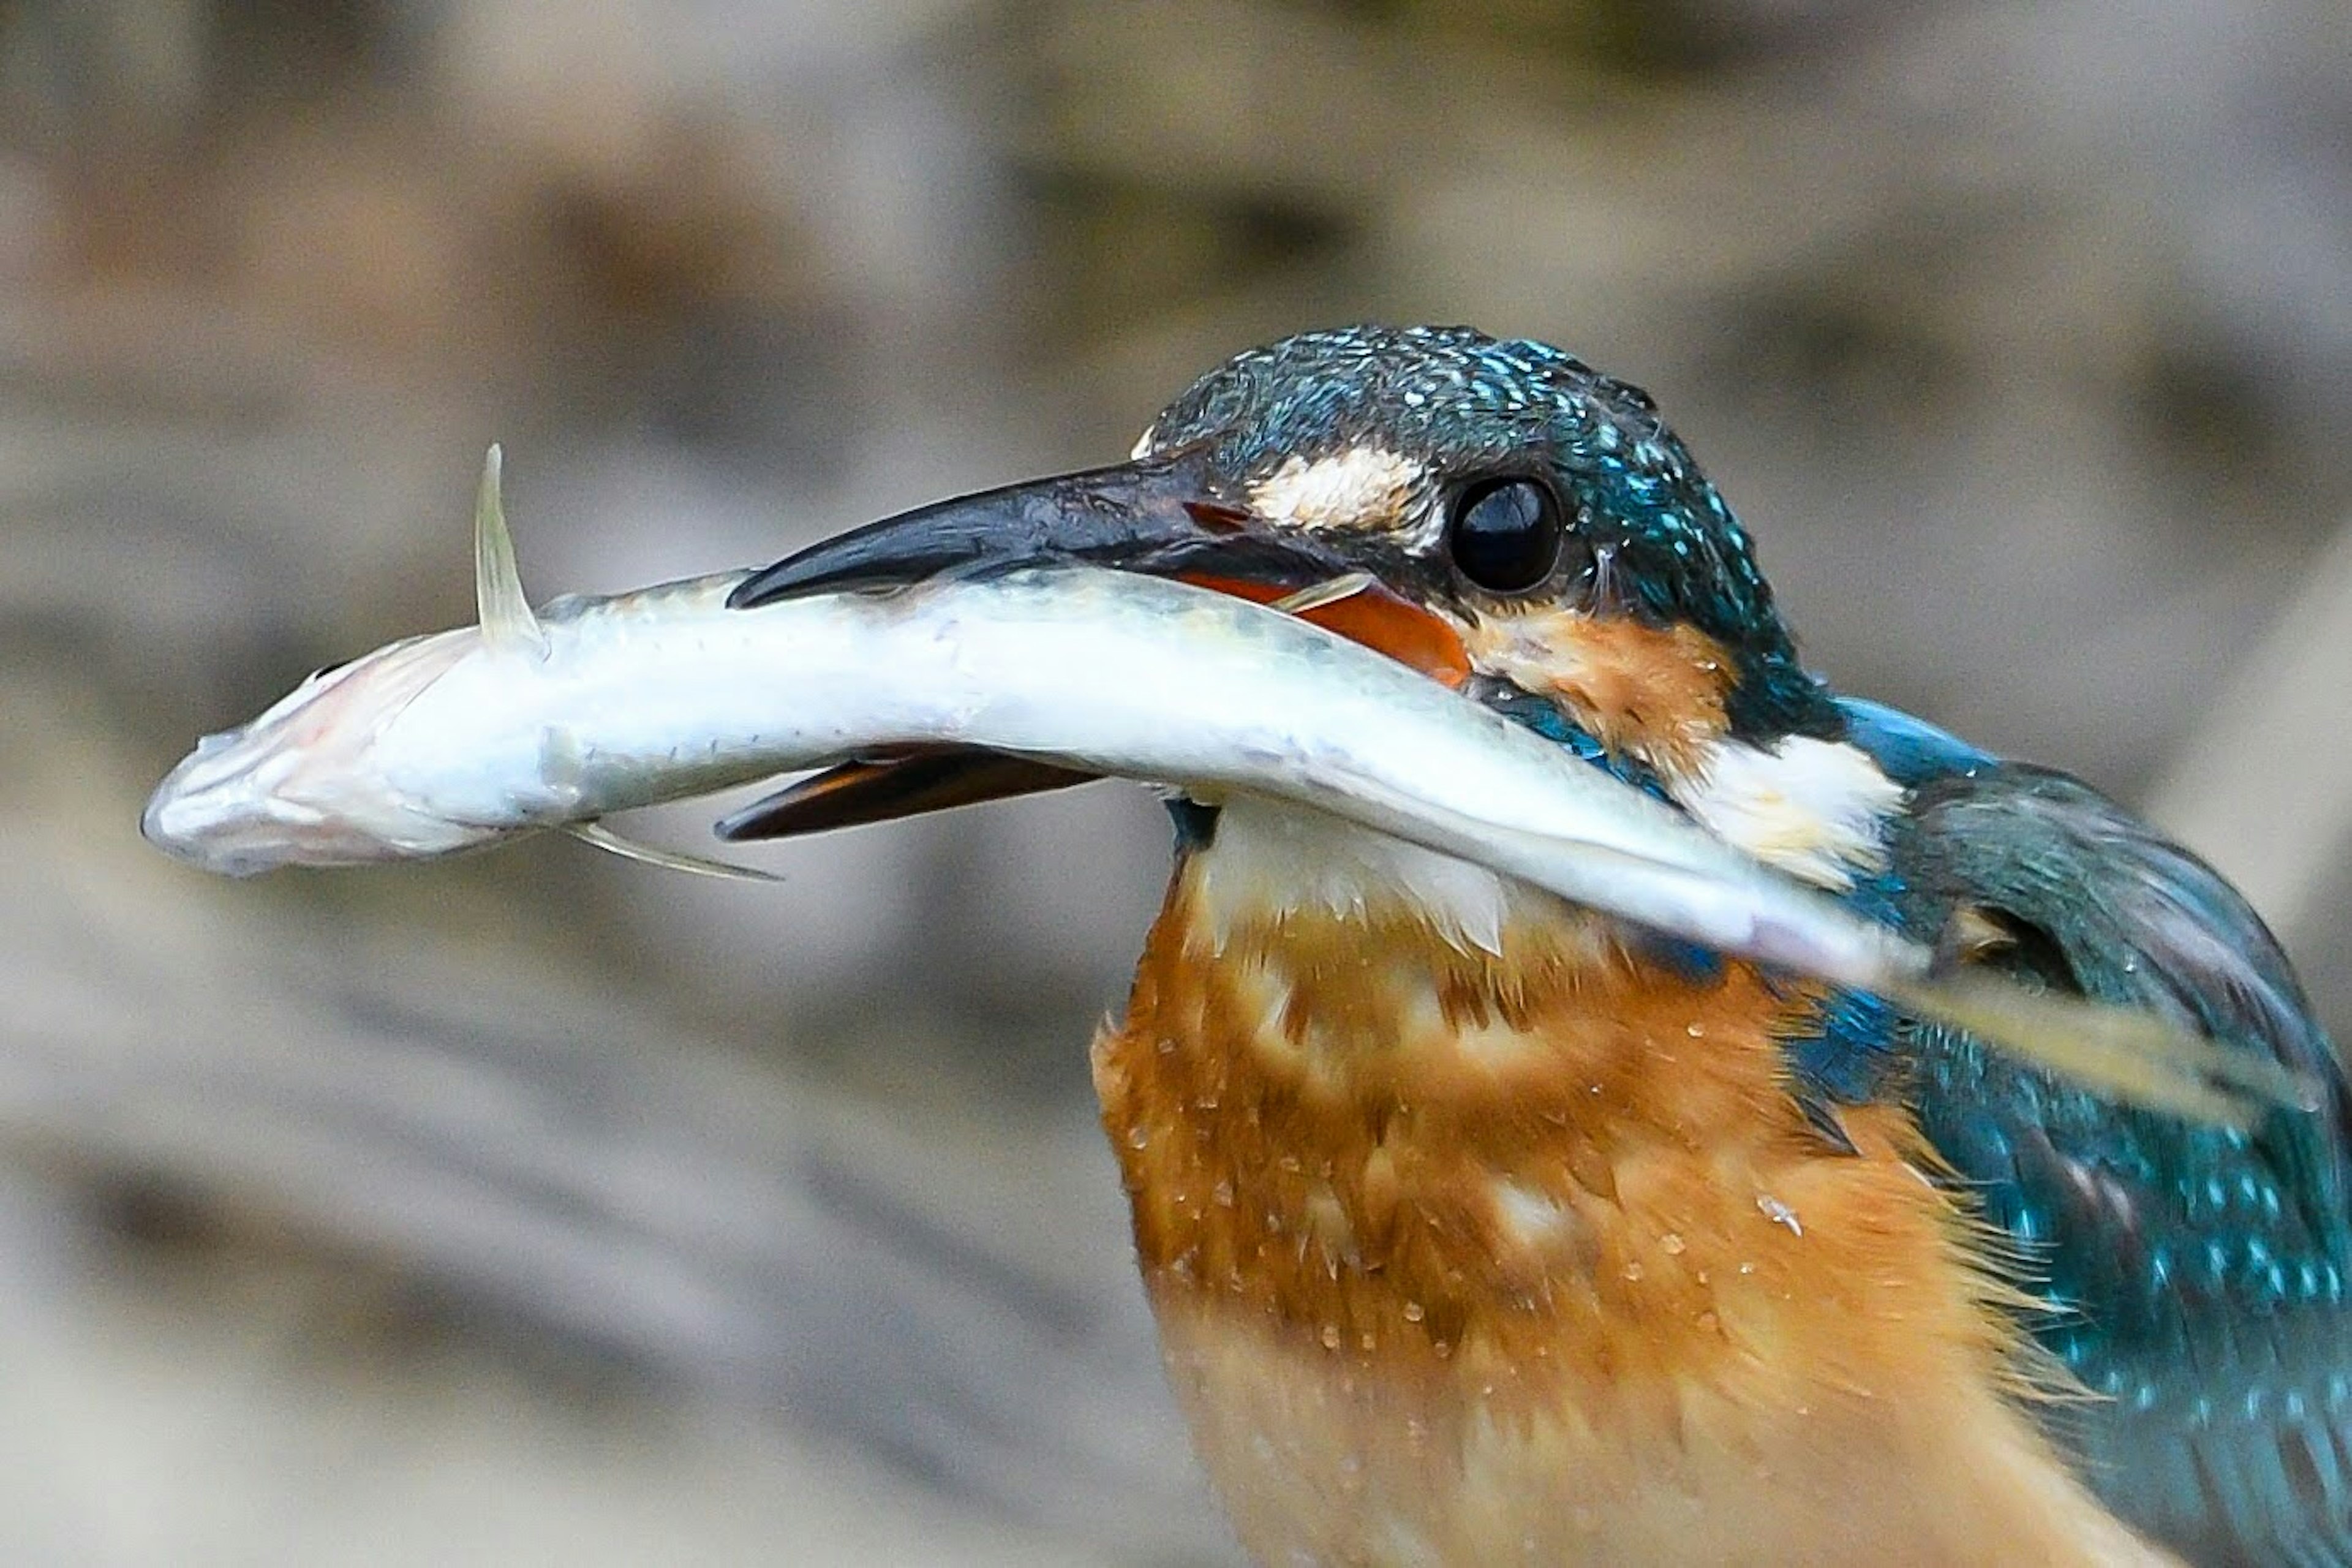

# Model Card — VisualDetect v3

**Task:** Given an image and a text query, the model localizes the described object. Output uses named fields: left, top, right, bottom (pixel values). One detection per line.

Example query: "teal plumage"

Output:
left=1866, top=755, right=2352, bottom=1561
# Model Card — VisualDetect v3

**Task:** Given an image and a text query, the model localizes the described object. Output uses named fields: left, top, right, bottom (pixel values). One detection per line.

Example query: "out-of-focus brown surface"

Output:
left=4, top=2, right=2346, bottom=1562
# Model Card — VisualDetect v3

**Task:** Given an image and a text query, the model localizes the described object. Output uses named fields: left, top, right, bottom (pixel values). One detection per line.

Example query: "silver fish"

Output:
left=141, top=451, right=2309, bottom=1122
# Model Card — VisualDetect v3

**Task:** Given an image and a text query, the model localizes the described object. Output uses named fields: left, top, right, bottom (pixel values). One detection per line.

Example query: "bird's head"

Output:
left=733, top=325, right=1833, bottom=798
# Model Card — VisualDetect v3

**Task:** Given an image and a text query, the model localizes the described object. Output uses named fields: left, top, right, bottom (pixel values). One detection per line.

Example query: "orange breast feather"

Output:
left=1091, top=870, right=2169, bottom=1565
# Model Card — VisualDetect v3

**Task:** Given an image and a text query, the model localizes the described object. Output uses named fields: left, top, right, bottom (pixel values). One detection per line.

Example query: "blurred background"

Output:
left=4, top=1, right=2347, bottom=1562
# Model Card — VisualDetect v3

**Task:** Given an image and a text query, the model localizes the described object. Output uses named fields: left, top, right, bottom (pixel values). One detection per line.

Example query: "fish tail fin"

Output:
left=567, top=821, right=783, bottom=883
left=1878, top=971, right=2320, bottom=1128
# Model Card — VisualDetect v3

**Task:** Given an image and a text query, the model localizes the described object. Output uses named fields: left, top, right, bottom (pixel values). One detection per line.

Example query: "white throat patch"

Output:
left=1183, top=796, right=1539, bottom=956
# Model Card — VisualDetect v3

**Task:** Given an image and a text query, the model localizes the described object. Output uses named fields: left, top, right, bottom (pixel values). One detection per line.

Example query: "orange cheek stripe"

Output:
left=1460, top=609, right=1732, bottom=772
left=1178, top=573, right=1472, bottom=689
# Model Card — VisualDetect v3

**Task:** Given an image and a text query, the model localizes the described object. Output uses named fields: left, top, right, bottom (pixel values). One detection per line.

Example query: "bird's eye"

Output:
left=1446, top=477, right=1563, bottom=593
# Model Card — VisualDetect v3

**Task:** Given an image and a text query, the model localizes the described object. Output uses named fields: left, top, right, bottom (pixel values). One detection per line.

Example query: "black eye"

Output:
left=1446, top=477, right=1563, bottom=592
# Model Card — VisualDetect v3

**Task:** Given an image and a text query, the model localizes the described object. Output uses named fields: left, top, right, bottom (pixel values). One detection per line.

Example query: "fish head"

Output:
left=141, top=626, right=507, bottom=874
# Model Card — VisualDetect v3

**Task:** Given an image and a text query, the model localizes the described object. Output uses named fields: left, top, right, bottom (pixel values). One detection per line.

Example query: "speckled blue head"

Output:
left=1141, top=325, right=1828, bottom=737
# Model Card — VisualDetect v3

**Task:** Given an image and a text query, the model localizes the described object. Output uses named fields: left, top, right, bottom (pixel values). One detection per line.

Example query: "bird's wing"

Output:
left=1873, top=761, right=2352, bottom=1562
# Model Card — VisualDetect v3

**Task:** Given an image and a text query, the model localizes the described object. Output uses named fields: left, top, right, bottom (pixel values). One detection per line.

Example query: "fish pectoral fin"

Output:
left=715, top=750, right=1098, bottom=842
left=567, top=821, right=783, bottom=882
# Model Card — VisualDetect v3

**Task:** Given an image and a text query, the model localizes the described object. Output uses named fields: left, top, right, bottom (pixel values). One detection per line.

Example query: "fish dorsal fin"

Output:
left=474, top=444, right=548, bottom=656
left=567, top=821, right=783, bottom=883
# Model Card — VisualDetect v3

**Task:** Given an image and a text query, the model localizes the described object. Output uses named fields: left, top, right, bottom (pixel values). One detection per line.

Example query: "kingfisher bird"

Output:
left=725, top=325, right=2350, bottom=1565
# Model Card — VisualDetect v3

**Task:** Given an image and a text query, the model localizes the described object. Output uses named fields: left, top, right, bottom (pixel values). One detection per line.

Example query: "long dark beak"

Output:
left=717, top=455, right=1471, bottom=842
left=729, top=455, right=1365, bottom=609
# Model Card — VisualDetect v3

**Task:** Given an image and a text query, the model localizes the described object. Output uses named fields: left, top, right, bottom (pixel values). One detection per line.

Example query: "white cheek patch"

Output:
left=1246, top=447, right=1424, bottom=533
left=1671, top=736, right=1905, bottom=891
left=1184, top=797, right=1522, bottom=956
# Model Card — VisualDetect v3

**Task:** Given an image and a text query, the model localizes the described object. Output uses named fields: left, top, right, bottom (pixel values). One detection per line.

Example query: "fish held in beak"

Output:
left=137, top=453, right=2314, bottom=1125
left=719, top=457, right=1471, bottom=841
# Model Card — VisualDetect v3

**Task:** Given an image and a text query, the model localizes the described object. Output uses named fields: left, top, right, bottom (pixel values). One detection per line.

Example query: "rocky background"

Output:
left=4, top=2, right=2346, bottom=1562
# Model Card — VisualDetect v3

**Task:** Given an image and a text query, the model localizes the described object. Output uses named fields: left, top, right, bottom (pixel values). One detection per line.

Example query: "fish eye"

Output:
left=1446, top=476, right=1564, bottom=594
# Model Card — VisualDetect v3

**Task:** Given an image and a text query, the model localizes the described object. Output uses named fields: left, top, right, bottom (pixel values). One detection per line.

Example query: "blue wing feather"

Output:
left=1834, top=717, right=2352, bottom=1561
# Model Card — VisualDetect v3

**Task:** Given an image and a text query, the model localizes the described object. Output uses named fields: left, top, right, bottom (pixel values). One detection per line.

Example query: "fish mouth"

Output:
left=718, top=454, right=1474, bottom=843
left=141, top=742, right=296, bottom=875
left=141, top=631, right=502, bottom=874
left=141, top=726, right=368, bottom=875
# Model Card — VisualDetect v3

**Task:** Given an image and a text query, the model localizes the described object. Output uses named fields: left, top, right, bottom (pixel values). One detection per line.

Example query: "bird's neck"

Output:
left=1093, top=801, right=2161, bottom=1564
